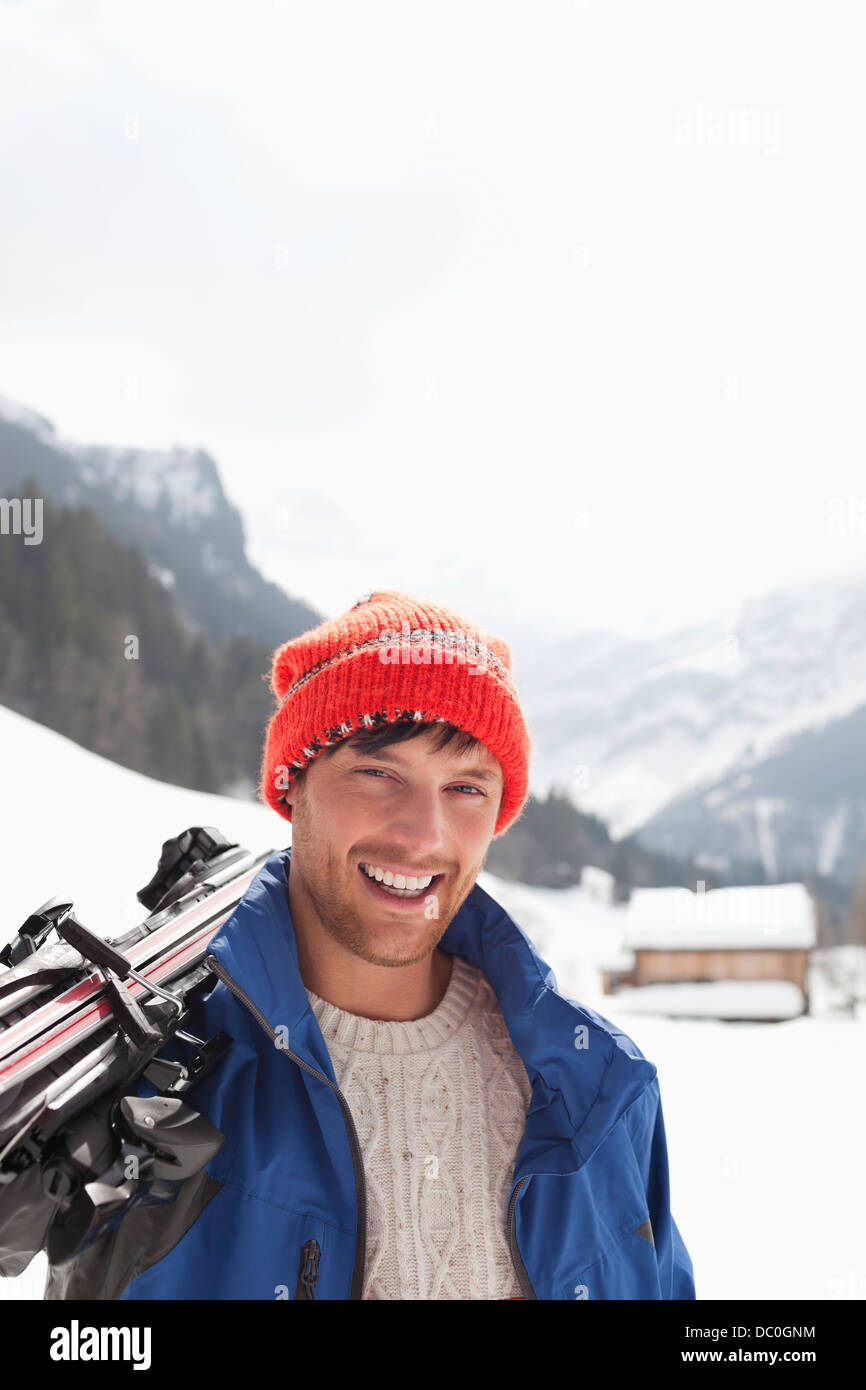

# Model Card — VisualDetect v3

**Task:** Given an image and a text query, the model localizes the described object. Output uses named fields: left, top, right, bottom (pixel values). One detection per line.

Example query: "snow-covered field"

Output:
left=1, top=703, right=863, bottom=1300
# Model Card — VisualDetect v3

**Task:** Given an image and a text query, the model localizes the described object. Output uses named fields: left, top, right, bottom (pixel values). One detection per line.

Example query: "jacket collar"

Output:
left=206, top=846, right=657, bottom=1177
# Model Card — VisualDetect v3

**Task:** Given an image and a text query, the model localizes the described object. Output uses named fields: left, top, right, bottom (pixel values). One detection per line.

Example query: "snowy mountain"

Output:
left=4, top=387, right=864, bottom=902
left=0, top=391, right=56, bottom=439
left=637, top=701, right=866, bottom=897
left=0, top=391, right=321, bottom=646
left=517, top=568, right=866, bottom=897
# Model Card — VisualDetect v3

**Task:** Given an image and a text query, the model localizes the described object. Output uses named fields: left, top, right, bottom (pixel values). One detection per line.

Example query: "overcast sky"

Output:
left=1, top=0, right=865, bottom=645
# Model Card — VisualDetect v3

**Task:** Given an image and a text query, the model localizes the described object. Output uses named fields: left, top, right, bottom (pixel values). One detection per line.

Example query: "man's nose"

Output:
left=382, top=786, right=449, bottom=858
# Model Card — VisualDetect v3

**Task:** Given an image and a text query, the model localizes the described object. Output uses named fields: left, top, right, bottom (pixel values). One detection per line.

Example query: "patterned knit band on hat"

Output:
left=258, top=589, right=532, bottom=837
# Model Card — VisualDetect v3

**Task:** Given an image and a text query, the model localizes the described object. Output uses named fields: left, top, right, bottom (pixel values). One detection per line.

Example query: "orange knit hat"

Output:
left=258, top=590, right=531, bottom=837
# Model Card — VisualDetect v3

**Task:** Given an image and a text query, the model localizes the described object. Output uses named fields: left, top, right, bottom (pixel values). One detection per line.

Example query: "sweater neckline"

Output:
left=305, top=953, right=483, bottom=1054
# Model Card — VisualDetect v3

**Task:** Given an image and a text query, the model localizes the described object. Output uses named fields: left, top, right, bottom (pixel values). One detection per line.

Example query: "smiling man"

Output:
left=44, top=589, right=695, bottom=1301
left=286, top=722, right=503, bottom=1019
left=255, top=590, right=542, bottom=1299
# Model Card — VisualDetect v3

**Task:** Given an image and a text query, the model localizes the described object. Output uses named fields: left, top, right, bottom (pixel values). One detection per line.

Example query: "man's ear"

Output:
left=286, top=768, right=307, bottom=813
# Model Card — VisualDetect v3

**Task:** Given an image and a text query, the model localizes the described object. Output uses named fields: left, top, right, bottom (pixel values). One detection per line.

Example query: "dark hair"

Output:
left=291, top=718, right=490, bottom=790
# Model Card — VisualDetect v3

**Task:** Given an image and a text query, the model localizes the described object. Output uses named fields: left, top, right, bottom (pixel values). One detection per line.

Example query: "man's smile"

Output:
left=357, top=861, right=445, bottom=905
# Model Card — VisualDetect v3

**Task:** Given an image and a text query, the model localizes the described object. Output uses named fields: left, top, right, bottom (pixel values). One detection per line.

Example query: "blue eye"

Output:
left=355, top=770, right=484, bottom=796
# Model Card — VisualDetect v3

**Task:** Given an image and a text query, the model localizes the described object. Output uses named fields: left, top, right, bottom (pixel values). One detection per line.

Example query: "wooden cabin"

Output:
left=602, top=882, right=816, bottom=1020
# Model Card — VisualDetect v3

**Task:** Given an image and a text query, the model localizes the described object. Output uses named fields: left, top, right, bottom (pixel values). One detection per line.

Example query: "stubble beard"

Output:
left=290, top=821, right=477, bottom=969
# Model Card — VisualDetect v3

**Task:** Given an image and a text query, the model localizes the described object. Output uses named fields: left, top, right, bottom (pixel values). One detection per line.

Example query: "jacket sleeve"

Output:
left=624, top=1075, right=696, bottom=1300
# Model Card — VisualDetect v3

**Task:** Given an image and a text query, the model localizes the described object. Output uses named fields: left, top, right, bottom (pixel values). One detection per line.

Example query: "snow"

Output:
left=0, top=703, right=863, bottom=1301
left=571, top=759, right=684, bottom=841
left=71, top=444, right=220, bottom=529
left=579, top=864, right=615, bottom=904
left=0, top=389, right=219, bottom=530
left=610, top=979, right=806, bottom=1021
left=528, top=569, right=866, bottom=844
left=817, top=801, right=849, bottom=877
left=753, top=796, right=781, bottom=881
left=0, top=704, right=280, bottom=948
left=147, top=562, right=176, bottom=590
left=0, top=391, right=55, bottom=438
left=624, top=882, right=816, bottom=949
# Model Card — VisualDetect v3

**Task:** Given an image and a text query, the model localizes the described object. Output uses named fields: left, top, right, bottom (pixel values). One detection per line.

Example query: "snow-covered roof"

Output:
left=623, top=883, right=815, bottom=950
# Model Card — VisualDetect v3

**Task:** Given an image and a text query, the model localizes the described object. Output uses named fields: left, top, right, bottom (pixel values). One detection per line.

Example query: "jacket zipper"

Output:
left=206, top=952, right=535, bottom=1301
left=204, top=954, right=367, bottom=1300
left=295, top=1239, right=321, bottom=1299
left=507, top=1175, right=536, bottom=1299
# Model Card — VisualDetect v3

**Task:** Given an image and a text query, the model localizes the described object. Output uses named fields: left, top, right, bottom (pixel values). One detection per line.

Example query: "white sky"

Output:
left=2, top=0, right=865, bottom=642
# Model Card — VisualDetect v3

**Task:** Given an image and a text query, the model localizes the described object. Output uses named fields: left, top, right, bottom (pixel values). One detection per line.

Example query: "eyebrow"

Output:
left=344, top=747, right=502, bottom=783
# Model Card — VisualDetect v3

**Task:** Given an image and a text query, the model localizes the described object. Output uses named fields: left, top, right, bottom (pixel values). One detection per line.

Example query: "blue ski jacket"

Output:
left=52, top=845, right=696, bottom=1300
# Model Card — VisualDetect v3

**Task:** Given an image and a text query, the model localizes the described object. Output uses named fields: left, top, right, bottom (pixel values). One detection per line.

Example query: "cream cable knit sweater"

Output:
left=305, top=953, right=533, bottom=1300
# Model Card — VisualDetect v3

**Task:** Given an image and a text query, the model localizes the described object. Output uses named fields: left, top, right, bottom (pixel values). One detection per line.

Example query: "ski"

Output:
left=0, top=826, right=276, bottom=1272
left=1, top=896, right=249, bottom=1096
left=0, top=851, right=268, bottom=1090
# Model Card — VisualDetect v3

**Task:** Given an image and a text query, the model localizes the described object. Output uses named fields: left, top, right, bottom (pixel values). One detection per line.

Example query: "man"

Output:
left=45, top=589, right=695, bottom=1300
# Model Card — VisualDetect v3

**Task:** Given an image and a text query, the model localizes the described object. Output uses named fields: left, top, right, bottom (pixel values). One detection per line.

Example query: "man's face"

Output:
left=286, top=728, right=504, bottom=969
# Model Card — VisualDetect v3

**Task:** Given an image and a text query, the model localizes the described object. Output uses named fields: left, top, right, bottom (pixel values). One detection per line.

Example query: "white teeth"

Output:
left=361, top=863, right=435, bottom=890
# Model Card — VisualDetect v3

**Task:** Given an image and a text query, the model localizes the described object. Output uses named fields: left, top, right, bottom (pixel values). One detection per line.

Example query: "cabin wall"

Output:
left=634, top=948, right=809, bottom=989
